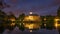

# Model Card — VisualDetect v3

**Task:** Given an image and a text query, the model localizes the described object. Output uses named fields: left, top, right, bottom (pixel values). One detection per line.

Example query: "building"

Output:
left=23, top=12, right=41, bottom=30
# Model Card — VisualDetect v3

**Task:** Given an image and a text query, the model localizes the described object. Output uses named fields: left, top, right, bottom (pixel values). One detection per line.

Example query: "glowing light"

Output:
left=10, top=18, right=15, bottom=21
left=30, top=30, right=32, bottom=32
left=55, top=19, right=59, bottom=22
left=29, top=16, right=34, bottom=20
left=44, top=24, right=46, bottom=27
left=24, top=23, right=40, bottom=30
left=54, top=18, right=60, bottom=29
left=55, top=23, right=57, bottom=28
left=30, top=12, right=33, bottom=14
left=44, top=18, right=46, bottom=21
left=23, top=15, right=40, bottom=21
left=11, top=23, right=15, bottom=26
left=29, top=24, right=34, bottom=29
left=25, top=24, right=34, bottom=29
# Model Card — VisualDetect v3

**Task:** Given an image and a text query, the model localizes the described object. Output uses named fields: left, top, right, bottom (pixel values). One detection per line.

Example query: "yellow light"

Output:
left=44, top=24, right=46, bottom=27
left=10, top=19, right=15, bottom=21
left=54, top=18, right=60, bottom=29
left=29, top=16, right=34, bottom=20
left=55, top=23, right=57, bottom=28
left=24, top=23, right=40, bottom=30
left=25, top=24, right=34, bottom=29
left=29, top=24, right=34, bottom=29
left=9, top=18, right=16, bottom=21
left=11, top=23, right=15, bottom=26
left=58, top=24, right=60, bottom=26
left=55, top=19, right=59, bottom=21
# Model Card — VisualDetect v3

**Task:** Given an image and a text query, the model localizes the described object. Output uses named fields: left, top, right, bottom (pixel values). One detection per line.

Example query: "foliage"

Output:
left=0, top=10, right=7, bottom=33
left=46, top=16, right=55, bottom=30
left=16, top=13, right=25, bottom=31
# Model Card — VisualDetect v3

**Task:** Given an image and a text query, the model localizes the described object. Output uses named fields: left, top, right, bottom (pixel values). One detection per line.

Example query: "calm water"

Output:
left=3, top=27, right=59, bottom=34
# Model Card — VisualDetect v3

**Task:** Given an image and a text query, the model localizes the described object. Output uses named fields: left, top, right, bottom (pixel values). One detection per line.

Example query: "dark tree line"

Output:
left=0, top=10, right=25, bottom=34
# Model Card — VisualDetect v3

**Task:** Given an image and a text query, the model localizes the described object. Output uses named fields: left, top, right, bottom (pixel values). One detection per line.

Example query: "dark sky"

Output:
left=3, top=0, right=60, bottom=17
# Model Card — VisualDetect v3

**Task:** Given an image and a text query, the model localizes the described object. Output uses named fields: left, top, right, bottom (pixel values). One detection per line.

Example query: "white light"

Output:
left=30, top=12, right=33, bottom=14
left=30, top=30, right=32, bottom=32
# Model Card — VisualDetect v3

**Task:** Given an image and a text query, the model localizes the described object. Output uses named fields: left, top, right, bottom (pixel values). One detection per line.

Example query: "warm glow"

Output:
left=55, top=19, right=59, bottom=22
left=23, top=16, right=40, bottom=21
left=30, top=30, right=32, bottom=32
left=23, top=13, right=41, bottom=29
left=29, top=24, right=34, bottom=29
left=25, top=24, right=34, bottom=29
left=55, top=23, right=58, bottom=28
left=29, top=16, right=34, bottom=20
left=54, top=18, right=60, bottom=28
left=10, top=18, right=15, bottom=21
left=24, top=23, right=40, bottom=29
left=44, top=18, right=46, bottom=21
left=11, top=23, right=15, bottom=26
left=58, top=24, right=60, bottom=26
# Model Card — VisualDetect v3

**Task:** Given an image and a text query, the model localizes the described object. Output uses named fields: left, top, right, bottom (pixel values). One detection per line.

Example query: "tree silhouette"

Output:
left=56, top=6, right=60, bottom=34
left=46, top=15, right=55, bottom=30
left=0, top=10, right=7, bottom=34
left=17, top=13, right=25, bottom=31
left=6, top=12, right=16, bottom=31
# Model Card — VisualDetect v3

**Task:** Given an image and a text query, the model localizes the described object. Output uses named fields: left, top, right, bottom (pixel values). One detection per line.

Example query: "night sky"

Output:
left=3, top=0, right=60, bottom=17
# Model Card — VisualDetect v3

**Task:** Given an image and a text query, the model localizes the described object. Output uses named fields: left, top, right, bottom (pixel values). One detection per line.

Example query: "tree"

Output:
left=18, top=13, right=25, bottom=20
left=16, top=13, right=25, bottom=31
left=0, top=0, right=10, bottom=34
left=40, top=16, right=45, bottom=29
left=0, top=10, right=7, bottom=33
left=46, top=15, right=55, bottom=30
left=57, top=7, right=60, bottom=17
left=6, top=12, right=16, bottom=31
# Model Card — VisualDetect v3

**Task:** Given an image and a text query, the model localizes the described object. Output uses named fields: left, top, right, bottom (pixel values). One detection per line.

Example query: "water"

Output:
left=3, top=27, right=59, bottom=34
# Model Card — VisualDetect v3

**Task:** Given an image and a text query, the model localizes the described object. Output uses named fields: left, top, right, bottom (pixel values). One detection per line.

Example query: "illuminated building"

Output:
left=23, top=12, right=41, bottom=30
left=54, top=16, right=60, bottom=34
left=54, top=17, right=60, bottom=29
